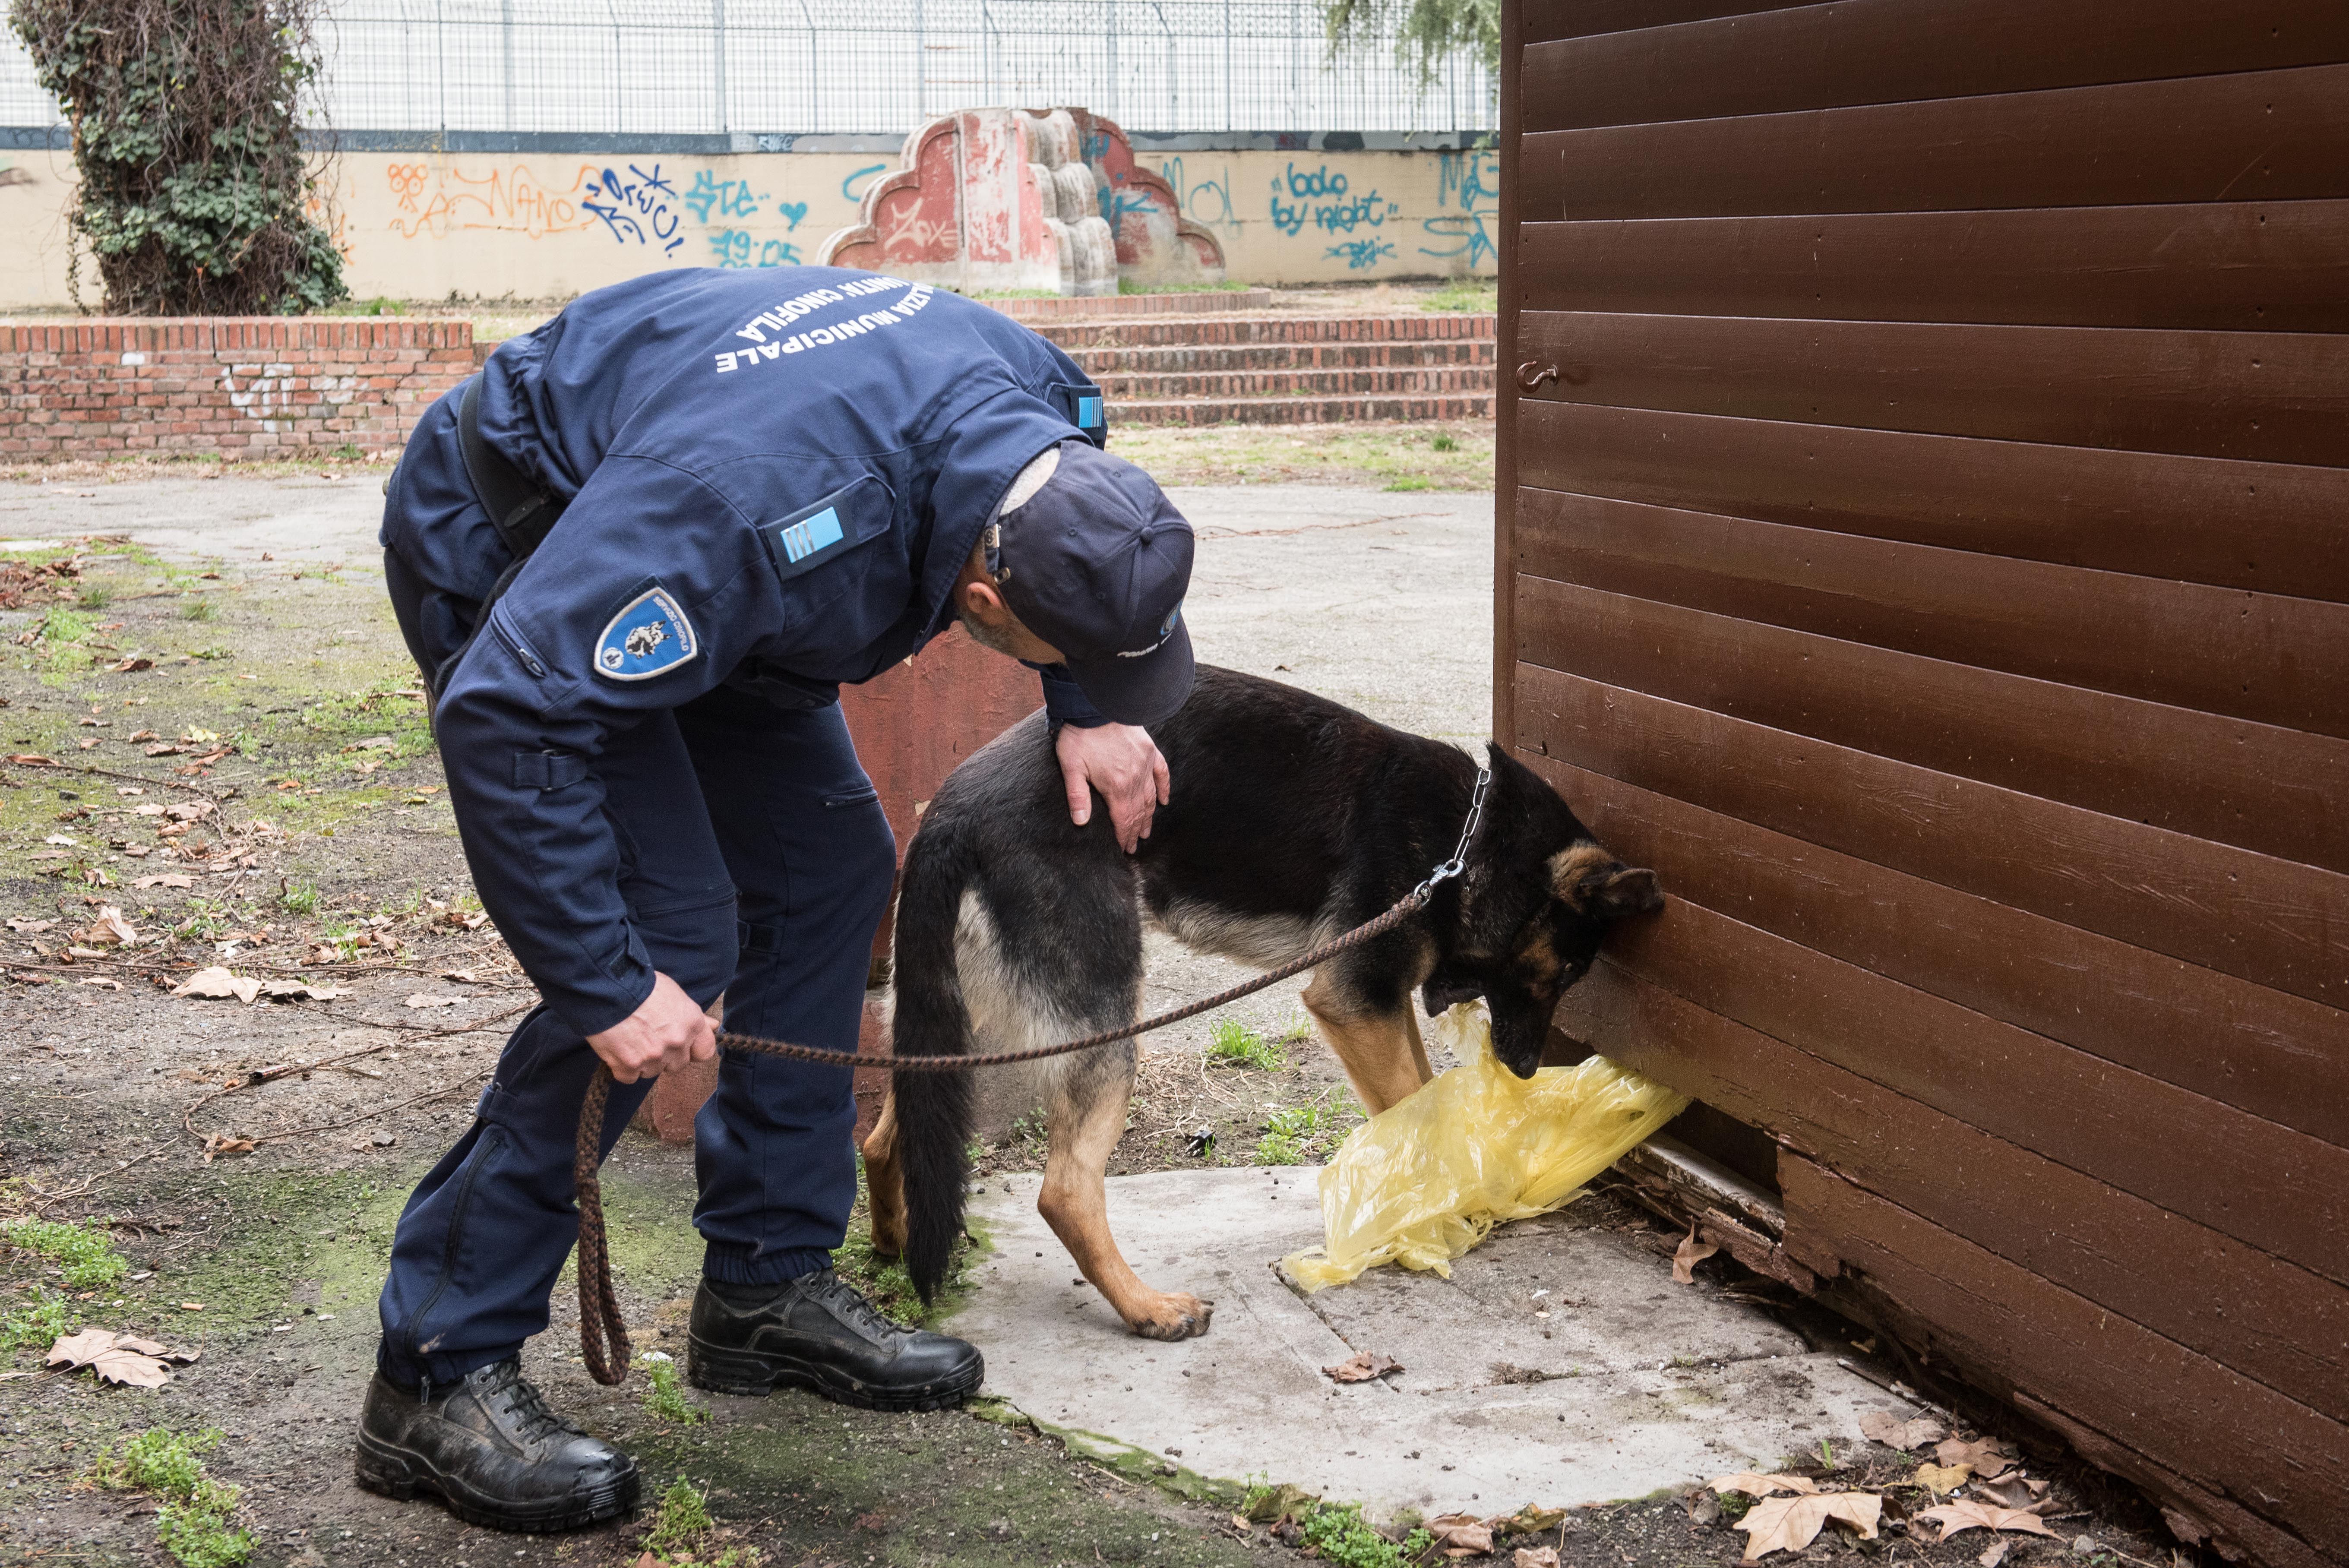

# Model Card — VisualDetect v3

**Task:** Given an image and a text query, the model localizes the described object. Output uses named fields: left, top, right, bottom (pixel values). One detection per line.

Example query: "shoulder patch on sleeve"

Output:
left=594, top=581, right=699, bottom=681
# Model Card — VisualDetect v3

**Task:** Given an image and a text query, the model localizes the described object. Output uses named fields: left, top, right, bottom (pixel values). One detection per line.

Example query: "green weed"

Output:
left=324, top=296, right=405, bottom=317
left=0, top=1215, right=128, bottom=1288
left=39, top=606, right=95, bottom=643
left=181, top=599, right=217, bottom=622
left=1119, top=277, right=1248, bottom=294
left=1255, top=1103, right=1337, bottom=1166
left=644, top=1477, right=714, bottom=1559
left=76, top=583, right=113, bottom=610
left=1206, top=1017, right=1287, bottom=1072
left=1431, top=432, right=1460, bottom=452
left=1301, top=1502, right=1432, bottom=1568
left=641, top=1356, right=708, bottom=1424
left=95, top=1428, right=251, bottom=1568
left=0, top=1289, right=70, bottom=1356
left=174, top=898, right=245, bottom=940
left=277, top=879, right=320, bottom=915
left=1383, top=476, right=1433, bottom=491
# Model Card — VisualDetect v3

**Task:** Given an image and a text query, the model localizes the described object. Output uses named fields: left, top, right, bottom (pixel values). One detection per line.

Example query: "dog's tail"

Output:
left=892, top=819, right=981, bottom=1305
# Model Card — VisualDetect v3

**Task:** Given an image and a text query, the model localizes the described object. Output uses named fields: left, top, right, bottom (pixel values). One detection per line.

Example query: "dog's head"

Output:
left=1419, top=749, right=1664, bottom=1078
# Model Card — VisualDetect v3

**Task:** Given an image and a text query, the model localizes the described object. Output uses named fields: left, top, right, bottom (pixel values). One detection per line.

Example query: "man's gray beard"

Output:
left=958, top=608, right=1021, bottom=656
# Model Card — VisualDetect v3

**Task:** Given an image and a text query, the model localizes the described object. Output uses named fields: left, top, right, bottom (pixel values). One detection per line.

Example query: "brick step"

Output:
left=1069, top=340, right=1495, bottom=374
left=1034, top=312, right=1495, bottom=350
left=1113, top=392, right=1496, bottom=426
left=1097, top=366, right=1494, bottom=401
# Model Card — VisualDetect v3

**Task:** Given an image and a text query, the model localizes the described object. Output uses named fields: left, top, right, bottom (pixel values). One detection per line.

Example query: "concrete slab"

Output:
left=958, top=1168, right=1909, bottom=1520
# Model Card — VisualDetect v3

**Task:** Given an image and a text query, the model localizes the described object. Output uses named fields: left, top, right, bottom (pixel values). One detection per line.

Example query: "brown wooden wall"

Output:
left=1493, top=4, right=2349, bottom=1563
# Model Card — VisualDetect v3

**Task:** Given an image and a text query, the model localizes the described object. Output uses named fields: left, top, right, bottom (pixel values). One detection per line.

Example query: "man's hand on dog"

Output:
left=1057, top=721, right=1171, bottom=853
left=587, top=972, right=718, bottom=1083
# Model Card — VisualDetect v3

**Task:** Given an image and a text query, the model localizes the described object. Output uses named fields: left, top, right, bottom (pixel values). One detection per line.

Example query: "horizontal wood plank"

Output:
left=1581, top=890, right=2349, bottom=1285
left=1514, top=401, right=2349, bottom=603
left=1518, top=202, right=2349, bottom=332
left=1521, top=0, right=2349, bottom=133
left=1778, top=1157, right=2349, bottom=1555
left=1521, top=62, right=2349, bottom=219
left=1514, top=574, right=2349, bottom=868
left=1548, top=953, right=2349, bottom=1430
left=1510, top=489, right=2349, bottom=746
left=1517, top=310, right=2349, bottom=467
left=1520, top=0, right=1809, bottom=43
left=1514, top=665, right=2349, bottom=1007
left=1524, top=752, right=2349, bottom=1148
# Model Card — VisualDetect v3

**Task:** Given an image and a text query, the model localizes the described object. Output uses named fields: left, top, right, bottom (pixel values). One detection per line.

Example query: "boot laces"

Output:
left=806, top=1270, right=906, bottom=1339
left=476, top=1361, right=577, bottom=1444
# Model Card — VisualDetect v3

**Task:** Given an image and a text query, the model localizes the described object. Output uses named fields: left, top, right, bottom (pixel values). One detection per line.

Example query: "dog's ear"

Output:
left=1549, top=844, right=1665, bottom=920
left=1421, top=976, right=1485, bottom=1017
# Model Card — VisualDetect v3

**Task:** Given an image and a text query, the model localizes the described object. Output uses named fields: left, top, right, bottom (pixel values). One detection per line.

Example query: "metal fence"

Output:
left=0, top=0, right=1491, bottom=136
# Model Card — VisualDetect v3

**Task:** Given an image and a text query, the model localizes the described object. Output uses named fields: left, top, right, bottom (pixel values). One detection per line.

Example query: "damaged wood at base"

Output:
left=1609, top=1133, right=1815, bottom=1293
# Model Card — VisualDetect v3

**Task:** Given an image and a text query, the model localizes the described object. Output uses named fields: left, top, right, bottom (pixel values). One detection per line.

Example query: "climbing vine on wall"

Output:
left=7, top=0, right=349, bottom=314
left=1322, top=0, right=1500, bottom=86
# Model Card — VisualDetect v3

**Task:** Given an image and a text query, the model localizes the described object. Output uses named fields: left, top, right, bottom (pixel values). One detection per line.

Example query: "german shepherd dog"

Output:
left=860, top=667, right=1663, bottom=1341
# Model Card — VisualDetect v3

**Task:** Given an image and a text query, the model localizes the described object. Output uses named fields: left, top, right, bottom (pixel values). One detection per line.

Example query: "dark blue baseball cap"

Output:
left=992, top=440, right=1195, bottom=726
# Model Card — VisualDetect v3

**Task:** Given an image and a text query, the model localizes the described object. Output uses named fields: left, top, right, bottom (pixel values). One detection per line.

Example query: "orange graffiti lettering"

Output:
left=387, top=162, right=586, bottom=240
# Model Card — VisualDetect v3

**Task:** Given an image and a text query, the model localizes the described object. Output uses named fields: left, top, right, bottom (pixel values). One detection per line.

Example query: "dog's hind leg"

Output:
left=1037, top=1058, right=1214, bottom=1341
left=1302, top=971, right=1429, bottom=1116
left=861, top=1087, right=908, bottom=1260
left=1403, top=1008, right=1436, bottom=1087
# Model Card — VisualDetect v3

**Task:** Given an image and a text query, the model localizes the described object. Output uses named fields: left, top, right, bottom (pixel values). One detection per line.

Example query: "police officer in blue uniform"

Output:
left=356, top=266, right=1195, bottom=1532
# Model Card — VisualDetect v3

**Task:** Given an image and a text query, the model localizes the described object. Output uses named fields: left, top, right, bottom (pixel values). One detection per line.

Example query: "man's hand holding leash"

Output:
left=585, top=972, right=718, bottom=1084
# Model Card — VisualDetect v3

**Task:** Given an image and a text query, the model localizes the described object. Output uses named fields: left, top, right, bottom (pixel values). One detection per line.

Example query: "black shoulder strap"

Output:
left=457, top=373, right=564, bottom=563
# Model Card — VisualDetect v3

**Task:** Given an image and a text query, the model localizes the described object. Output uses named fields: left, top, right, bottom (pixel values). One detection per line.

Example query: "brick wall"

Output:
left=0, top=318, right=477, bottom=459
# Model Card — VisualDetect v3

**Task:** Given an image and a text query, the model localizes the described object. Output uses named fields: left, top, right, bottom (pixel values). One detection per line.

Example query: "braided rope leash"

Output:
left=572, top=765, right=1492, bottom=1384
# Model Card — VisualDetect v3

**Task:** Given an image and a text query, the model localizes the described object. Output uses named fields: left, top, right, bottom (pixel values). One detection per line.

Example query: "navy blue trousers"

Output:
left=373, top=683, right=896, bottom=1391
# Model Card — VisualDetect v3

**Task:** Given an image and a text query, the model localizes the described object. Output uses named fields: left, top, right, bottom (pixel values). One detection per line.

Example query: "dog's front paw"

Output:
left=1127, top=1292, right=1215, bottom=1341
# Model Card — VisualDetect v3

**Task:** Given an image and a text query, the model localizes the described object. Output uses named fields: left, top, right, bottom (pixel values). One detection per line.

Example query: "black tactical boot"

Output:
left=686, top=1268, right=983, bottom=1411
left=354, top=1358, right=639, bottom=1532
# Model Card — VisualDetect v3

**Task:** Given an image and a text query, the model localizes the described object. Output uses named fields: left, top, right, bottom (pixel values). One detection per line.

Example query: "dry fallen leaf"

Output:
left=1735, top=1492, right=1882, bottom=1561
left=1914, top=1503, right=2055, bottom=1544
left=174, top=966, right=261, bottom=1004
left=1859, top=1410, right=1945, bottom=1450
left=1321, top=1351, right=1403, bottom=1384
left=1913, top=1463, right=1972, bottom=1494
left=72, top=904, right=138, bottom=948
left=1973, top=1475, right=2045, bottom=1510
left=1672, top=1226, right=1719, bottom=1283
left=1496, top=1506, right=1566, bottom=1536
left=1979, top=1541, right=2011, bottom=1568
left=132, top=874, right=194, bottom=889
left=1515, top=1549, right=1561, bottom=1568
left=202, top=1133, right=257, bottom=1160
left=46, top=1328, right=198, bottom=1388
left=1425, top=1514, right=1493, bottom=1556
left=1936, top=1437, right=2017, bottom=1480
left=1712, top=1474, right=1821, bottom=1498
left=441, top=967, right=480, bottom=984
left=6, top=917, right=55, bottom=933
left=6, top=753, right=57, bottom=765
left=260, top=979, right=338, bottom=1002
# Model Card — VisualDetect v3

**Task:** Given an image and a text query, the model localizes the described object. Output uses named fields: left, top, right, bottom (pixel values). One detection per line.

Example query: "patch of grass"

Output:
left=323, top=296, right=405, bottom=317
left=76, top=583, right=113, bottom=609
left=38, top=605, right=95, bottom=644
left=1255, top=1103, right=1340, bottom=1166
left=94, top=1428, right=252, bottom=1568
left=1421, top=279, right=1497, bottom=313
left=641, top=1356, right=708, bottom=1424
left=1205, top=1017, right=1288, bottom=1072
left=277, top=879, right=320, bottom=915
left=1382, top=475, right=1433, bottom=491
left=1431, top=432, right=1460, bottom=452
left=644, top=1477, right=715, bottom=1559
left=181, top=599, right=217, bottom=622
left=1109, top=422, right=1493, bottom=491
left=0, top=1215, right=128, bottom=1288
left=0, top=1288, right=70, bottom=1357
left=1119, top=277, right=1249, bottom=294
left=1301, top=1502, right=1432, bottom=1568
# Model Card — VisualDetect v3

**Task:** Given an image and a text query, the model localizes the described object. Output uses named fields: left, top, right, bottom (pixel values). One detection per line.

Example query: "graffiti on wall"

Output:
left=1268, top=163, right=1401, bottom=238
left=581, top=164, right=686, bottom=254
left=1418, top=147, right=1498, bottom=270
left=1326, top=237, right=1395, bottom=270
left=386, top=161, right=586, bottom=240
left=1154, top=157, right=1234, bottom=226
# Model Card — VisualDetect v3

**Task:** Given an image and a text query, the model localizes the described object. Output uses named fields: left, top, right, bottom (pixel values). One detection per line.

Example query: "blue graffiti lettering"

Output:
left=777, top=200, right=807, bottom=231
left=1420, top=148, right=1499, bottom=271
left=1280, top=162, right=1348, bottom=200
left=684, top=169, right=764, bottom=223
left=709, top=229, right=807, bottom=269
left=1271, top=187, right=1399, bottom=236
left=1099, top=187, right=1155, bottom=228
left=841, top=163, right=886, bottom=203
left=583, top=162, right=685, bottom=254
left=1326, top=237, right=1394, bottom=270
left=1156, top=157, right=1233, bottom=226
left=1417, top=213, right=1496, bottom=269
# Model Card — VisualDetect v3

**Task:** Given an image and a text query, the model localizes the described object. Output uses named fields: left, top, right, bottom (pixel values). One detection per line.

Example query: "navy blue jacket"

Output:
left=384, top=266, right=1106, bottom=1035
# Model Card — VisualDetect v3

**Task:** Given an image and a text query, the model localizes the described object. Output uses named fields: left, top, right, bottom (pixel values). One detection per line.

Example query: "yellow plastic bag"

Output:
left=1281, top=1004, right=1688, bottom=1292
